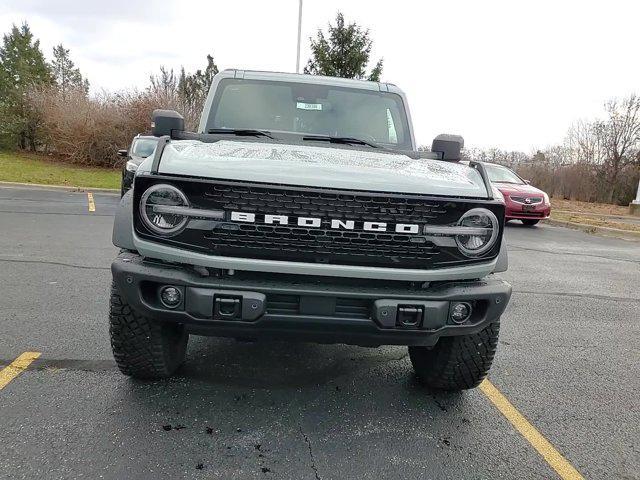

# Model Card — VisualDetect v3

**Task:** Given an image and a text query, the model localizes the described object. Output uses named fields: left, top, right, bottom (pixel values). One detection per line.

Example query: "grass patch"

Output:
left=551, top=197, right=630, bottom=216
left=552, top=211, right=640, bottom=232
left=0, top=151, right=120, bottom=190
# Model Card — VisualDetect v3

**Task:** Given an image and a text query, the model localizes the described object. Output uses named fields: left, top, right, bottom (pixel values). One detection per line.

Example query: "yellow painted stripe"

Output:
left=87, top=192, right=95, bottom=212
left=480, top=379, right=584, bottom=480
left=0, top=352, right=41, bottom=390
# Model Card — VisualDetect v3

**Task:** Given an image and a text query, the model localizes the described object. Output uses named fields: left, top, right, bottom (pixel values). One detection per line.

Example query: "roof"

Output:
left=219, top=68, right=403, bottom=94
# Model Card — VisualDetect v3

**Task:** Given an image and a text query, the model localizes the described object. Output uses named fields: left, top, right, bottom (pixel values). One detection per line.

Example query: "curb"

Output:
left=0, top=181, right=119, bottom=194
left=543, top=218, right=640, bottom=241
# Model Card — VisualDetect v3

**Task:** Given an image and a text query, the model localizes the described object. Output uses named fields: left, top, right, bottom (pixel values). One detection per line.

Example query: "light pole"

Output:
left=296, top=0, right=303, bottom=73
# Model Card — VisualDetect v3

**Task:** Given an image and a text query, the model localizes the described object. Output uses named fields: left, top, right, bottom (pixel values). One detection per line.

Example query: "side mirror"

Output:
left=431, top=134, right=464, bottom=161
left=524, top=179, right=531, bottom=185
left=117, top=149, right=128, bottom=158
left=151, top=109, right=184, bottom=137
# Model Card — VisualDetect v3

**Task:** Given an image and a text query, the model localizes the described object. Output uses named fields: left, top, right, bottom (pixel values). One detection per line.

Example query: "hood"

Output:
left=153, top=140, right=490, bottom=198
left=130, top=154, right=151, bottom=165
left=495, top=182, right=545, bottom=196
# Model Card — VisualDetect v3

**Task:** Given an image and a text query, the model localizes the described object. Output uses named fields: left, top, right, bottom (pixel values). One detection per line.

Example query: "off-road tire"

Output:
left=522, top=219, right=539, bottom=226
left=109, top=283, right=188, bottom=379
left=409, top=319, right=500, bottom=391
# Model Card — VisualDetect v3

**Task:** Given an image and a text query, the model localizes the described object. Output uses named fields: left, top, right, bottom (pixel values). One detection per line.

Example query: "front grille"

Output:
left=205, top=223, right=438, bottom=263
left=206, top=183, right=451, bottom=223
left=134, top=176, right=504, bottom=269
left=510, top=196, right=543, bottom=204
left=512, top=211, right=545, bottom=217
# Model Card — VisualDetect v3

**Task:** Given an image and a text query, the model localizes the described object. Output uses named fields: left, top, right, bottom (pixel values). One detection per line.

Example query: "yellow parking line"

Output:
left=480, top=379, right=584, bottom=480
left=0, top=352, right=41, bottom=390
left=87, top=192, right=95, bottom=212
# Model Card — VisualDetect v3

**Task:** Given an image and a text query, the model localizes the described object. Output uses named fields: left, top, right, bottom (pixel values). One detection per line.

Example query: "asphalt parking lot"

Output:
left=1, top=184, right=638, bottom=480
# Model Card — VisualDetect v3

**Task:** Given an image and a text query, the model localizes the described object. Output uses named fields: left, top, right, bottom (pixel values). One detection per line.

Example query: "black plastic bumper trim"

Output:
left=111, top=253, right=511, bottom=347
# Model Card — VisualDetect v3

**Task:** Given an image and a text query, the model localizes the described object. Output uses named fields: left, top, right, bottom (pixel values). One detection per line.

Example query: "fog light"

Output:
left=450, top=302, right=472, bottom=324
left=160, top=286, right=181, bottom=308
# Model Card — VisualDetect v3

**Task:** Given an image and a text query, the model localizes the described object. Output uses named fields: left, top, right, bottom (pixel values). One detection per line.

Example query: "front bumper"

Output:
left=112, top=253, right=512, bottom=347
left=505, top=202, right=551, bottom=220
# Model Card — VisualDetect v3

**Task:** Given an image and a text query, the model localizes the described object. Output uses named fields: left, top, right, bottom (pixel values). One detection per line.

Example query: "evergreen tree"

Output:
left=304, top=12, right=383, bottom=82
left=51, top=44, right=88, bottom=96
left=178, top=54, right=219, bottom=108
left=0, top=22, right=53, bottom=149
left=149, top=55, right=218, bottom=129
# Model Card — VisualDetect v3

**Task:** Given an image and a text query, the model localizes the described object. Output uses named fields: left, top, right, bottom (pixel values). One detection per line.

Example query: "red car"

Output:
left=484, top=163, right=551, bottom=226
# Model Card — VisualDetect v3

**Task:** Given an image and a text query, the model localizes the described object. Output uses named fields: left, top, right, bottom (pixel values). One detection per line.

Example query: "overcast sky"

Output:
left=1, top=0, right=638, bottom=151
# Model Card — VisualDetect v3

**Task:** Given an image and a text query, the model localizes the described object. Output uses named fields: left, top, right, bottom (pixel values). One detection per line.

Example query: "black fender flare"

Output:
left=112, top=190, right=136, bottom=251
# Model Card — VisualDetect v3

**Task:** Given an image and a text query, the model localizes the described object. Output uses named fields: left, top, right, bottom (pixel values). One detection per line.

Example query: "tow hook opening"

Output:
left=396, top=305, right=424, bottom=329
left=214, top=296, right=242, bottom=320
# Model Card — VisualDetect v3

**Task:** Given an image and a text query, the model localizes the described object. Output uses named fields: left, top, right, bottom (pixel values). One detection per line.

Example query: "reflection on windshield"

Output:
left=132, top=139, right=157, bottom=158
left=485, top=165, right=524, bottom=184
left=207, top=78, right=412, bottom=150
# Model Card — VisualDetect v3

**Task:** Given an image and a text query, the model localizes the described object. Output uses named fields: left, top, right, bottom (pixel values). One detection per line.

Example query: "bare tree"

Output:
left=601, top=95, right=640, bottom=201
left=566, top=119, right=607, bottom=165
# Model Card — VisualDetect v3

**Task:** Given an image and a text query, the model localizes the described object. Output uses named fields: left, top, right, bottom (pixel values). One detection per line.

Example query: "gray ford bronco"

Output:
left=110, top=69, right=511, bottom=391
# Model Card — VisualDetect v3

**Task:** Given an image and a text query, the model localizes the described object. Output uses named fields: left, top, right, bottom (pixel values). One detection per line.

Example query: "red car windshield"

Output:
left=485, top=164, right=524, bottom=184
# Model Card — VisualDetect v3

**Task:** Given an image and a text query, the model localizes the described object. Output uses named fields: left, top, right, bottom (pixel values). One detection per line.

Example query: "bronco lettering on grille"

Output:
left=230, top=211, right=421, bottom=234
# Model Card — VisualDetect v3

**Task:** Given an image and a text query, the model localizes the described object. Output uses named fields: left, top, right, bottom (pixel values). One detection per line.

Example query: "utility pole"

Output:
left=296, top=0, right=303, bottom=73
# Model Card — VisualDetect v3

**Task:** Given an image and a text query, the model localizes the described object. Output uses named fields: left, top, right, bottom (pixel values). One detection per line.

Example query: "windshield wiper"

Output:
left=207, top=128, right=275, bottom=139
left=302, top=135, right=382, bottom=149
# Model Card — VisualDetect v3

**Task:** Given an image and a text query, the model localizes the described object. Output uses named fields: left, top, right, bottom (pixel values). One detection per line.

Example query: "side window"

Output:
left=386, top=109, right=398, bottom=144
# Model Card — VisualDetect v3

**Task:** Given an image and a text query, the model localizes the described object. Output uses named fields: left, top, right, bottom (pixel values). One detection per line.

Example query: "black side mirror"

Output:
left=151, top=109, right=184, bottom=137
left=431, top=134, right=464, bottom=161
left=117, top=149, right=128, bottom=158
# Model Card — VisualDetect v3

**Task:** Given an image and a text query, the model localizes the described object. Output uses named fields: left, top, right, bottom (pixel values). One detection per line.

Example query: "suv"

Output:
left=117, top=135, right=158, bottom=196
left=110, top=70, right=511, bottom=391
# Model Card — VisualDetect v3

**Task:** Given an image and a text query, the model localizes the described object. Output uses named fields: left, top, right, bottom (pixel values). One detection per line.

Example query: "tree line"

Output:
left=0, top=13, right=379, bottom=167
left=1, top=16, right=638, bottom=205
left=0, top=23, right=220, bottom=166
left=464, top=95, right=640, bottom=205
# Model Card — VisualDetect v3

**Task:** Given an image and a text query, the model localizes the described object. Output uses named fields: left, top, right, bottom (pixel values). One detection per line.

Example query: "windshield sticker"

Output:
left=296, top=102, right=323, bottom=111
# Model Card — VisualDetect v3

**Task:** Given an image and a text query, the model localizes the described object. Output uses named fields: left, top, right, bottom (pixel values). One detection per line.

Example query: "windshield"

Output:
left=131, top=138, right=157, bottom=158
left=205, top=78, right=412, bottom=150
left=485, top=164, right=524, bottom=184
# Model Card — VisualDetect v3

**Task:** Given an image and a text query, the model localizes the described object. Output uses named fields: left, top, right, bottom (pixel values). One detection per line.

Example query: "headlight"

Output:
left=125, top=160, right=139, bottom=172
left=455, top=208, right=499, bottom=257
left=492, top=187, right=505, bottom=202
left=139, top=184, right=189, bottom=236
left=543, top=192, right=550, bottom=205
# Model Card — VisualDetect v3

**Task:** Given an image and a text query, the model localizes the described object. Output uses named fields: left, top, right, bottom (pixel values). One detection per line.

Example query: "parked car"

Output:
left=117, top=135, right=158, bottom=196
left=484, top=163, right=551, bottom=226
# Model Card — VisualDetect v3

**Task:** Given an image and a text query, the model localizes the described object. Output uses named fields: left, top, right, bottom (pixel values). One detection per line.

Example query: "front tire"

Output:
left=522, top=219, right=539, bottom=226
left=109, top=283, right=188, bottom=379
left=409, top=319, right=500, bottom=391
